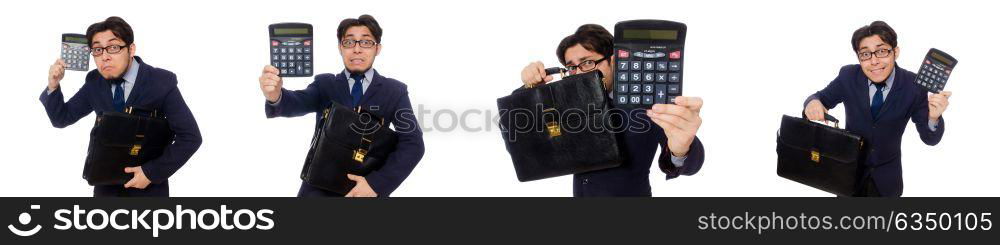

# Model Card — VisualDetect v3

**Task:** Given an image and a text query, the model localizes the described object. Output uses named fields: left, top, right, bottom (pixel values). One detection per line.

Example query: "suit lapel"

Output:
left=873, top=66, right=904, bottom=122
left=125, top=57, right=146, bottom=106
left=358, top=69, right=383, bottom=106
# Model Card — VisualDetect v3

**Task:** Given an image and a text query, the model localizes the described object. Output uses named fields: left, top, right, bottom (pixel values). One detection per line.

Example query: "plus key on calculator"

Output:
left=612, top=19, right=687, bottom=110
left=269, top=23, right=313, bottom=77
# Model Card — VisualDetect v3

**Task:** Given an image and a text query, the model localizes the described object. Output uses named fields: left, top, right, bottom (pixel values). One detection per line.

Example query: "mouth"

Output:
left=869, top=67, right=886, bottom=75
left=349, top=58, right=365, bottom=65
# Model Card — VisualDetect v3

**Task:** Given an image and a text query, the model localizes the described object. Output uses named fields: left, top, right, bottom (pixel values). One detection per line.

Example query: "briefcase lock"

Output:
left=130, top=144, right=142, bottom=156
left=810, top=150, right=821, bottom=163
left=546, top=122, right=561, bottom=138
left=322, top=108, right=331, bottom=119
left=353, top=149, right=368, bottom=162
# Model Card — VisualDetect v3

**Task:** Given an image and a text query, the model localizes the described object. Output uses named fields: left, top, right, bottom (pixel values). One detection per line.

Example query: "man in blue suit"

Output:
left=258, top=15, right=424, bottom=197
left=803, top=21, right=951, bottom=197
left=519, top=24, right=706, bottom=196
left=40, top=17, right=202, bottom=197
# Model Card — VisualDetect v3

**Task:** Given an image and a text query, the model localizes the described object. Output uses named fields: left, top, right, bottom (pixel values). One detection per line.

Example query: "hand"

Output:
left=345, top=174, right=378, bottom=197
left=928, top=91, right=951, bottom=122
left=123, top=166, right=151, bottom=189
left=48, top=58, right=67, bottom=92
left=259, top=65, right=283, bottom=103
left=804, top=99, right=828, bottom=122
left=647, top=96, right=703, bottom=157
left=520, top=61, right=554, bottom=88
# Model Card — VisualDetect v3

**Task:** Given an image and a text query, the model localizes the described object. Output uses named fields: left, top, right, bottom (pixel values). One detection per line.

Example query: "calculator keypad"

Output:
left=917, top=58, right=951, bottom=93
left=270, top=39, right=313, bottom=77
left=61, top=43, right=90, bottom=71
left=614, top=48, right=682, bottom=108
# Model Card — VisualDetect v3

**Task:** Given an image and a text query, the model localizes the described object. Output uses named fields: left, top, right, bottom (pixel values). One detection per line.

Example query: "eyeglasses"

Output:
left=91, top=45, right=128, bottom=57
left=565, top=57, right=608, bottom=74
left=341, top=39, right=378, bottom=48
left=858, top=48, right=893, bottom=61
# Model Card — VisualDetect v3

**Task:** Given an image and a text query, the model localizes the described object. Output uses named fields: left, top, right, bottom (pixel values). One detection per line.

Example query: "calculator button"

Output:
left=655, top=85, right=667, bottom=100
left=304, top=68, right=312, bottom=75
left=656, top=62, right=668, bottom=71
left=281, top=69, right=288, bottom=74
left=668, top=96, right=677, bottom=104
left=631, top=61, right=641, bottom=71
left=630, top=72, right=642, bottom=82
left=643, top=73, right=655, bottom=82
left=272, top=40, right=280, bottom=46
left=304, top=62, right=311, bottom=68
left=668, top=84, right=680, bottom=94
left=616, top=95, right=628, bottom=105
left=629, top=95, right=641, bottom=105
left=304, top=55, right=311, bottom=61
left=304, top=47, right=311, bottom=53
left=618, top=49, right=629, bottom=58
left=642, top=95, right=654, bottom=105
left=617, top=61, right=629, bottom=71
left=617, top=72, right=629, bottom=82
left=643, top=84, right=654, bottom=94
left=656, top=73, right=667, bottom=82
left=668, top=73, right=680, bottom=83
left=669, top=51, right=681, bottom=60
left=643, top=61, right=655, bottom=71
left=304, top=40, right=312, bottom=46
left=668, top=62, right=681, bottom=71
left=630, top=84, right=641, bottom=93
left=616, top=84, right=628, bottom=93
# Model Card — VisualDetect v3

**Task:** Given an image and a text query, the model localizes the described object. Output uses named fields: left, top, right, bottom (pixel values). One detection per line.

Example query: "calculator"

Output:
left=612, top=20, right=687, bottom=109
left=61, top=33, right=90, bottom=71
left=915, top=48, right=957, bottom=93
left=269, top=23, right=313, bottom=77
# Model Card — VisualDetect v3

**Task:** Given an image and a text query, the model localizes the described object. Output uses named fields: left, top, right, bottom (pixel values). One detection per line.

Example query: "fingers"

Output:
left=647, top=110, right=698, bottom=133
left=123, top=178, right=136, bottom=188
left=940, top=91, right=952, bottom=98
left=124, top=167, right=138, bottom=173
left=649, top=104, right=695, bottom=122
left=673, top=96, right=703, bottom=113
left=346, top=174, right=362, bottom=182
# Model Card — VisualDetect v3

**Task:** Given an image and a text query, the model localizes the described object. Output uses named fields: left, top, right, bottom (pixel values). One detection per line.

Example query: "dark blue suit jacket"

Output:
left=265, top=69, right=424, bottom=197
left=573, top=109, right=705, bottom=197
left=39, top=56, right=203, bottom=197
left=806, top=64, right=944, bottom=197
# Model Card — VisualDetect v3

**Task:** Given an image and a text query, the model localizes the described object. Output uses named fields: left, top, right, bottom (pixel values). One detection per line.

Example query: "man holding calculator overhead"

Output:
left=518, top=23, right=706, bottom=196
left=802, top=21, right=952, bottom=197
left=258, top=15, right=424, bottom=197
left=39, top=16, right=202, bottom=197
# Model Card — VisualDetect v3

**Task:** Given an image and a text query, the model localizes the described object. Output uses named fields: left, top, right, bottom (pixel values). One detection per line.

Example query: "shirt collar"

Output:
left=343, top=68, right=375, bottom=82
left=122, top=57, right=140, bottom=84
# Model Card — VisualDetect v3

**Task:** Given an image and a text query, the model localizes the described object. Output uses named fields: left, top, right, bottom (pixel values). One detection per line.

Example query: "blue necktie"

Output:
left=871, top=82, right=886, bottom=119
left=350, top=73, right=365, bottom=107
left=112, top=80, right=126, bottom=113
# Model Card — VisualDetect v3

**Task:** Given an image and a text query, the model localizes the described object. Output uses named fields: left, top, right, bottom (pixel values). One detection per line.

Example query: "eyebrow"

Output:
left=91, top=38, right=122, bottom=47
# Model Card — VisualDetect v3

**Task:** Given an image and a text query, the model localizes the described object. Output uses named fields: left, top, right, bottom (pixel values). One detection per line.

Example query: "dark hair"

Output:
left=556, top=24, right=613, bottom=66
left=851, top=21, right=897, bottom=52
left=86, top=16, right=134, bottom=47
left=337, top=14, right=383, bottom=43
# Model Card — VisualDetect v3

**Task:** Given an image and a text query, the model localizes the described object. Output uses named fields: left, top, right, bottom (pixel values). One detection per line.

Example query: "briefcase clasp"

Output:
left=546, top=122, right=561, bottom=138
left=353, top=149, right=368, bottom=162
left=810, top=150, right=820, bottom=163
left=130, top=144, right=142, bottom=156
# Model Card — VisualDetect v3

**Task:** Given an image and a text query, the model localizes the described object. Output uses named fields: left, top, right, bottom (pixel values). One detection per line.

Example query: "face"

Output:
left=90, top=30, right=135, bottom=79
left=856, top=35, right=899, bottom=83
left=338, top=26, right=381, bottom=73
left=563, top=44, right=612, bottom=88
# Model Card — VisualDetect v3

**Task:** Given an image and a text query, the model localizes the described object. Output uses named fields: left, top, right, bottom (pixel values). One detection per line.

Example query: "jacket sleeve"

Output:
left=141, top=74, right=202, bottom=183
left=264, top=76, right=325, bottom=118
left=39, top=83, right=94, bottom=128
left=364, top=86, right=425, bottom=196
left=660, top=136, right=705, bottom=180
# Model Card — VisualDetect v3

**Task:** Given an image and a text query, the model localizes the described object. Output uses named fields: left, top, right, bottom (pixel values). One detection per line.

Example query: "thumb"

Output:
left=346, top=174, right=362, bottom=182
left=123, top=178, right=136, bottom=188
left=124, top=167, right=138, bottom=173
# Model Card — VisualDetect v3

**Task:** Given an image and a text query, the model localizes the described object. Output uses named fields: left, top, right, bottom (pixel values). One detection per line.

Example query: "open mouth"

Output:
left=349, top=58, right=365, bottom=65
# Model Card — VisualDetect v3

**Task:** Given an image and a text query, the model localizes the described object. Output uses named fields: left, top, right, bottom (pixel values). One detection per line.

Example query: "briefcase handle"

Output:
left=800, top=110, right=840, bottom=128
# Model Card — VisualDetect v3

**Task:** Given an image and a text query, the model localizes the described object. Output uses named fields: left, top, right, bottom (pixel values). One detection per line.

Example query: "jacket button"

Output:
left=582, top=179, right=590, bottom=185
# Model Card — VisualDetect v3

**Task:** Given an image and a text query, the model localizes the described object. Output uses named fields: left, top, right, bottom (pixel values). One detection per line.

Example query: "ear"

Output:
left=128, top=43, right=136, bottom=57
left=374, top=43, right=382, bottom=57
left=892, top=46, right=900, bottom=60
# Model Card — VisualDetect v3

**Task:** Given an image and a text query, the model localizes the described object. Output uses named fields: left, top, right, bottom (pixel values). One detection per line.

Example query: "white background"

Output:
left=1, top=0, right=997, bottom=197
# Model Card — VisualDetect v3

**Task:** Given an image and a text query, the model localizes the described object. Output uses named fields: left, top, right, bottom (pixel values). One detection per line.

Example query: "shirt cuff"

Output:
left=928, top=119, right=939, bottom=132
left=267, top=95, right=281, bottom=106
left=669, top=153, right=686, bottom=168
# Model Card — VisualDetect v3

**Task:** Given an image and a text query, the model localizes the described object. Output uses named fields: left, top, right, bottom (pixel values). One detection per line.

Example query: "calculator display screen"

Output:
left=622, top=29, right=678, bottom=40
left=64, top=36, right=88, bottom=43
left=274, top=28, right=310, bottom=35
left=930, top=52, right=954, bottom=66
